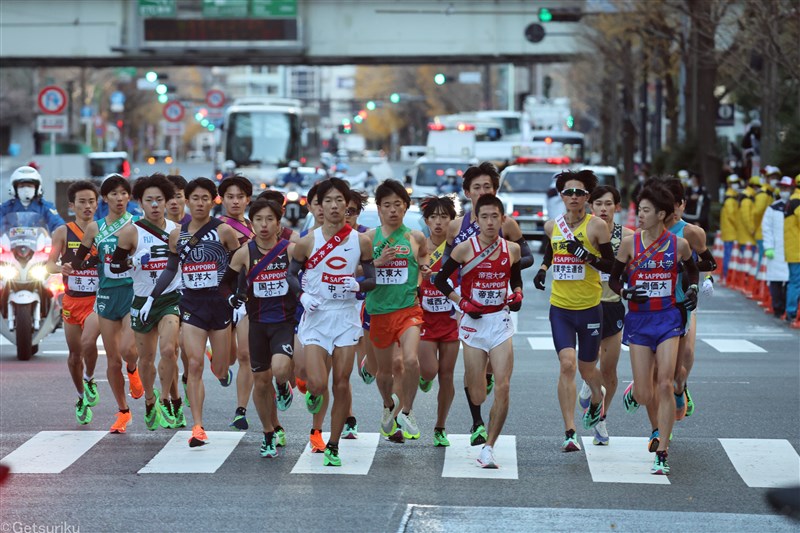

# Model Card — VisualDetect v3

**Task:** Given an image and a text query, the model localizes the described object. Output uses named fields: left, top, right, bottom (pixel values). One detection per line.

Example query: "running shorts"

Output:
left=421, top=310, right=458, bottom=343
left=249, top=321, right=296, bottom=372
left=62, top=293, right=95, bottom=327
left=459, top=308, right=514, bottom=353
left=549, top=304, right=603, bottom=363
left=298, top=306, right=362, bottom=354
left=601, top=300, right=626, bottom=340
left=369, top=305, right=424, bottom=349
left=180, top=290, right=232, bottom=331
left=94, top=285, right=133, bottom=322
left=623, top=307, right=684, bottom=352
left=130, top=291, right=180, bottom=333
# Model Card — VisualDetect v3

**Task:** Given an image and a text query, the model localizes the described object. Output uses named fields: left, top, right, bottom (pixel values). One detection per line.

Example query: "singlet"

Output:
left=419, top=240, right=457, bottom=314
left=366, top=225, right=420, bottom=315
left=177, top=219, right=228, bottom=293
left=95, top=214, right=134, bottom=290
left=549, top=214, right=602, bottom=310
left=220, top=215, right=254, bottom=245
left=460, top=236, right=511, bottom=314
left=302, top=226, right=361, bottom=310
left=626, top=230, right=679, bottom=313
left=600, top=223, right=623, bottom=303
left=245, top=240, right=296, bottom=323
left=131, top=219, right=180, bottom=297
left=668, top=219, right=696, bottom=304
left=63, top=222, right=98, bottom=298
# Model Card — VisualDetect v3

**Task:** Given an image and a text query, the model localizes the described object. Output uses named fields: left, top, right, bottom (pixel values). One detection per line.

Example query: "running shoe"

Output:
left=486, top=374, right=495, bottom=395
left=260, top=433, right=278, bottom=458
left=110, top=410, right=132, bottom=434
left=623, top=382, right=639, bottom=414
left=305, top=391, right=322, bottom=414
left=276, top=382, right=293, bottom=411
left=144, top=390, right=164, bottom=431
left=582, top=400, right=604, bottom=430
left=230, top=407, right=249, bottom=431
left=309, top=429, right=325, bottom=453
left=684, top=386, right=695, bottom=417
left=75, top=397, right=92, bottom=425
left=418, top=376, right=433, bottom=393
left=387, top=428, right=405, bottom=444
left=158, top=400, right=176, bottom=429
left=358, top=357, right=375, bottom=385
left=218, top=368, right=233, bottom=387
left=562, top=430, right=581, bottom=452
left=477, top=445, right=498, bottom=469
left=652, top=450, right=670, bottom=475
left=578, top=381, right=592, bottom=410
left=397, top=410, right=421, bottom=440
left=648, top=429, right=660, bottom=453
left=171, top=401, right=187, bottom=428
left=343, top=418, right=359, bottom=439
left=275, top=427, right=286, bottom=447
left=189, top=425, right=209, bottom=447
left=296, top=378, right=307, bottom=395
left=433, top=428, right=450, bottom=447
left=127, top=367, right=144, bottom=399
left=182, top=375, right=190, bottom=408
left=83, top=379, right=99, bottom=407
left=324, top=445, right=341, bottom=467
left=593, top=419, right=609, bottom=445
left=380, top=393, right=401, bottom=436
left=470, top=423, right=488, bottom=446
left=674, top=390, right=687, bottom=421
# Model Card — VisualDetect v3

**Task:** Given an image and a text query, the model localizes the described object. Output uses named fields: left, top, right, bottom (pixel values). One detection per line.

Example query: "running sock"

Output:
left=402, top=411, right=410, bottom=416
left=345, top=416, right=357, bottom=426
left=145, top=402, right=154, bottom=415
left=264, top=431, right=274, bottom=443
left=434, top=426, right=445, bottom=432
left=565, top=428, right=576, bottom=439
left=235, top=406, right=246, bottom=416
left=120, top=408, right=130, bottom=414
left=182, top=374, right=188, bottom=385
left=78, top=393, right=84, bottom=401
left=83, top=373, right=93, bottom=382
left=172, top=398, right=182, bottom=410
left=464, top=387, right=484, bottom=426
left=126, top=365, right=137, bottom=374
left=326, top=441, right=339, bottom=451
left=275, top=425, right=284, bottom=433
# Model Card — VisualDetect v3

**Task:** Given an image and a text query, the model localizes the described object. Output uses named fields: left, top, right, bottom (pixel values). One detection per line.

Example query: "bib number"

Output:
left=552, top=257, right=585, bottom=281
left=321, top=272, right=354, bottom=300
left=67, top=269, right=98, bottom=293
left=103, top=255, right=130, bottom=279
left=182, top=262, right=217, bottom=289
left=376, top=258, right=408, bottom=285
left=637, top=280, right=672, bottom=298
left=471, top=280, right=506, bottom=306
left=421, top=285, right=453, bottom=313
left=253, top=270, right=289, bottom=298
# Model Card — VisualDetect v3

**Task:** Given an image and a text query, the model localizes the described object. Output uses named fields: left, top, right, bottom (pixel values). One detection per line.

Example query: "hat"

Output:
left=677, top=170, right=689, bottom=180
left=779, top=176, right=793, bottom=187
left=749, top=176, right=762, bottom=186
left=764, top=165, right=781, bottom=176
left=726, top=174, right=740, bottom=184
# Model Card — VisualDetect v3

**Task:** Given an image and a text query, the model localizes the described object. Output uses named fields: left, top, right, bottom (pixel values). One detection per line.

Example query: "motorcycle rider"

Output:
left=437, top=168, right=461, bottom=195
left=0, top=166, right=64, bottom=234
left=279, top=160, right=304, bottom=187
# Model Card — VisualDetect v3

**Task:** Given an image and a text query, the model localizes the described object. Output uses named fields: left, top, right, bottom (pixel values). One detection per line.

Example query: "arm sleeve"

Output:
left=695, top=248, right=717, bottom=272
left=358, top=260, right=376, bottom=292
left=288, top=258, right=304, bottom=297
left=69, top=244, right=93, bottom=270
left=608, top=259, right=627, bottom=295
left=589, top=241, right=615, bottom=273
left=441, top=241, right=454, bottom=268
left=510, top=262, right=522, bottom=291
left=515, top=238, right=533, bottom=270
left=540, top=239, right=553, bottom=268
left=150, top=252, right=179, bottom=299
left=683, top=255, right=699, bottom=286
left=434, top=258, right=460, bottom=298
left=109, top=246, right=132, bottom=274
left=221, top=266, right=241, bottom=295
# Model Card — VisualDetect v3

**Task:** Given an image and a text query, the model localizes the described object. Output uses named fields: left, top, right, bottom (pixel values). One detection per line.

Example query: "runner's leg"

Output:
left=398, top=325, right=421, bottom=412
left=98, top=317, right=129, bottom=411
left=329, top=345, right=356, bottom=445
left=182, top=323, right=210, bottom=427
left=654, top=337, right=680, bottom=452
left=80, top=313, right=100, bottom=380
left=485, top=338, right=514, bottom=447
left=157, top=315, right=180, bottom=401
left=65, top=322, right=85, bottom=396
left=435, top=341, right=459, bottom=429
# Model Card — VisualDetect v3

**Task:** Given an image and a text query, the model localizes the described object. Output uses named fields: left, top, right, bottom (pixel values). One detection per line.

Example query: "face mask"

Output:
left=730, top=183, right=739, bottom=191
left=780, top=190, right=791, bottom=201
left=17, top=186, right=36, bottom=206
left=770, top=180, right=779, bottom=188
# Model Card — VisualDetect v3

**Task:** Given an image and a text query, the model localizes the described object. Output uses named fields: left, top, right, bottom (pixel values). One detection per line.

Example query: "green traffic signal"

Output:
left=145, top=71, right=158, bottom=83
left=566, top=115, right=574, bottom=128
left=538, top=8, right=553, bottom=22
left=390, top=93, right=400, bottom=104
left=434, top=73, right=446, bottom=85
left=366, top=100, right=376, bottom=111
left=157, top=94, right=168, bottom=103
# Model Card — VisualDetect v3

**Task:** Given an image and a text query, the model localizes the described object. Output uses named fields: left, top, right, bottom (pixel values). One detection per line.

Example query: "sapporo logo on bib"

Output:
left=182, top=262, right=217, bottom=289
left=552, top=255, right=585, bottom=280
left=321, top=270, right=353, bottom=299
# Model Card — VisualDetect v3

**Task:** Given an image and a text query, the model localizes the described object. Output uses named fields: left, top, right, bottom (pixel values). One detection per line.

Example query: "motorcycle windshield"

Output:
left=3, top=212, right=50, bottom=231
left=5, top=225, right=48, bottom=252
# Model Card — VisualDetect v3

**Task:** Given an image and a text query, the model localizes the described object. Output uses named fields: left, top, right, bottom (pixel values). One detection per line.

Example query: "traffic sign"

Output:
left=161, top=121, right=185, bottom=136
left=37, top=86, right=67, bottom=115
left=717, top=103, right=735, bottom=127
left=206, top=89, right=226, bottom=108
left=207, top=108, right=225, bottom=120
left=163, top=101, right=185, bottom=122
left=36, top=115, right=68, bottom=134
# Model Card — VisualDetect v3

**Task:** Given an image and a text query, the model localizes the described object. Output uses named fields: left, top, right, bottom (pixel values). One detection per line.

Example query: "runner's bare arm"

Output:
left=218, top=223, right=242, bottom=252
left=413, top=230, right=431, bottom=275
left=435, top=241, right=470, bottom=304
left=46, top=225, right=66, bottom=274
left=69, top=221, right=99, bottom=270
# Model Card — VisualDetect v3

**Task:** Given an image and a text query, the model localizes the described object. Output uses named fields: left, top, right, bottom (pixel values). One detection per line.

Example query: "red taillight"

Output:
left=122, top=160, right=131, bottom=178
left=537, top=211, right=544, bottom=218
left=512, top=210, right=520, bottom=217
left=456, top=123, right=475, bottom=131
left=428, top=123, right=446, bottom=131
left=300, top=157, right=307, bottom=164
left=436, top=169, right=445, bottom=176
left=544, top=137, right=553, bottom=144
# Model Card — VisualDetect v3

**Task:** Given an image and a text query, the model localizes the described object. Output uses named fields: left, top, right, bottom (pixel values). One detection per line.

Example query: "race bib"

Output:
left=321, top=272, right=354, bottom=300
left=376, top=258, right=408, bottom=285
left=103, top=255, right=130, bottom=279
left=67, top=269, right=98, bottom=293
left=421, top=286, right=453, bottom=313
left=552, top=255, right=585, bottom=281
left=252, top=270, right=289, bottom=298
left=470, top=279, right=507, bottom=307
left=182, top=262, right=217, bottom=289
left=636, top=279, right=673, bottom=298
left=600, top=272, right=610, bottom=282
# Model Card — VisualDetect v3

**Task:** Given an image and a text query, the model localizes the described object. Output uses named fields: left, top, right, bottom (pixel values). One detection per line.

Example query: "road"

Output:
left=1, top=259, right=798, bottom=532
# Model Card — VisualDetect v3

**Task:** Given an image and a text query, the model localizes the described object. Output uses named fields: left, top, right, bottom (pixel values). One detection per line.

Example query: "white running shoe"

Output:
left=477, top=445, right=498, bottom=469
left=593, top=419, right=609, bottom=445
left=380, top=393, right=401, bottom=436
left=578, top=381, right=592, bottom=409
left=397, top=410, right=420, bottom=440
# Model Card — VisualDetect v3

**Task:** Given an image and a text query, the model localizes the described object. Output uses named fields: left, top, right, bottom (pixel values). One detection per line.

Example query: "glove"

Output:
left=506, top=291, right=523, bottom=312
left=683, top=285, right=699, bottom=311
left=565, top=239, right=595, bottom=263
left=458, top=297, right=483, bottom=319
left=232, top=304, right=246, bottom=325
left=533, top=269, right=546, bottom=291
left=227, top=292, right=247, bottom=309
left=342, top=277, right=360, bottom=292
left=138, top=253, right=151, bottom=268
left=139, top=296, right=155, bottom=324
left=300, top=292, right=321, bottom=312
left=701, top=276, right=714, bottom=298
left=621, top=286, right=650, bottom=303
left=764, top=248, right=775, bottom=260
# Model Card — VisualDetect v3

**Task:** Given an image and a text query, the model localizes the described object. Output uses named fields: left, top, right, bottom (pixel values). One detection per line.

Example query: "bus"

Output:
left=531, top=130, right=586, bottom=163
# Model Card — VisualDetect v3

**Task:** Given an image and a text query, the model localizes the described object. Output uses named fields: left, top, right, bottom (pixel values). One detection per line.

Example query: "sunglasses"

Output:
left=345, top=208, right=359, bottom=216
left=561, top=188, right=589, bottom=197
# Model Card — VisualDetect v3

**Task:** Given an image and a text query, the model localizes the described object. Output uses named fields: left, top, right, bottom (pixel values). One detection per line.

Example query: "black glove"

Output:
left=621, top=286, right=650, bottom=303
left=565, top=239, right=596, bottom=263
left=227, top=292, right=247, bottom=309
left=533, top=269, right=546, bottom=291
left=683, top=285, right=698, bottom=311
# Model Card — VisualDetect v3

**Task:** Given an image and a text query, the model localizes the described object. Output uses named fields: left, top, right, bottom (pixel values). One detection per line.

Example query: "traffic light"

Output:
left=353, top=115, right=363, bottom=124
left=366, top=100, right=376, bottom=111
left=434, top=73, right=447, bottom=86
left=116, top=119, right=124, bottom=129
left=156, top=84, right=168, bottom=95
left=566, top=115, right=574, bottom=129
left=145, top=71, right=158, bottom=83
left=339, top=122, right=352, bottom=134
left=390, top=93, right=400, bottom=104
left=358, top=109, right=368, bottom=119
left=538, top=8, right=553, bottom=22
left=158, top=94, right=168, bottom=103
left=544, top=7, right=583, bottom=22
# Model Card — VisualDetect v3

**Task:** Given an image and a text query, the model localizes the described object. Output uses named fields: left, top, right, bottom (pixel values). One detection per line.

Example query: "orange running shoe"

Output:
left=128, top=367, right=144, bottom=399
left=110, top=410, right=132, bottom=434
left=309, top=429, right=325, bottom=453
left=189, top=425, right=209, bottom=448
left=296, top=378, right=307, bottom=395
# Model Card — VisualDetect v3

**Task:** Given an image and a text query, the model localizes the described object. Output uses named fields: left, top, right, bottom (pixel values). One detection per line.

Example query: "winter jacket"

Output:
left=720, top=188, right=740, bottom=242
left=762, top=199, right=789, bottom=282
left=753, top=188, right=772, bottom=240
left=737, top=186, right=756, bottom=245
left=784, top=190, right=800, bottom=263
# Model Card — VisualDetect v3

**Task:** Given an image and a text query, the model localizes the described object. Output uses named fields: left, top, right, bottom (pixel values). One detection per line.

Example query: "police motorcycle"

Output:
left=0, top=213, right=64, bottom=360
left=274, top=161, right=327, bottom=227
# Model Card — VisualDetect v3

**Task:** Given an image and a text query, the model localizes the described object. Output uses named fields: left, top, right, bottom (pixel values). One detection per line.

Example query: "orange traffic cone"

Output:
left=727, top=244, right=740, bottom=288
left=742, top=244, right=756, bottom=297
left=754, top=260, right=768, bottom=305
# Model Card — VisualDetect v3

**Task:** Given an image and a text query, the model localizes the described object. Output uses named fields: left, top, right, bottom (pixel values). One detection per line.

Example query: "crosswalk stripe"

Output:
left=700, top=339, right=766, bottom=353
left=290, top=432, right=379, bottom=475
left=441, top=434, right=517, bottom=479
left=0, top=336, right=11, bottom=346
left=719, top=438, right=800, bottom=488
left=581, top=436, right=670, bottom=484
left=1, top=431, right=106, bottom=473
left=526, top=336, right=629, bottom=352
left=138, top=431, right=244, bottom=473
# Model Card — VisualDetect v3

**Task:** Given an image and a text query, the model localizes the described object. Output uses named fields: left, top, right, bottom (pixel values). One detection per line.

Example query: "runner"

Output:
left=534, top=169, right=613, bottom=452
left=444, top=161, right=533, bottom=447
left=435, top=194, right=523, bottom=467
left=46, top=181, right=101, bottom=425
left=256, top=189, right=300, bottom=243
left=576, top=185, right=634, bottom=445
left=365, top=179, right=430, bottom=442
left=609, top=182, right=699, bottom=475
left=147, top=177, right=241, bottom=447
left=289, top=178, right=376, bottom=466
left=418, top=195, right=460, bottom=447
left=66, top=174, right=142, bottom=434
left=226, top=199, right=301, bottom=458
left=109, top=173, right=182, bottom=430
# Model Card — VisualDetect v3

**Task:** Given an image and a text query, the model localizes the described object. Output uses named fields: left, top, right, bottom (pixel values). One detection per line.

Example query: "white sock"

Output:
left=83, top=373, right=93, bottom=382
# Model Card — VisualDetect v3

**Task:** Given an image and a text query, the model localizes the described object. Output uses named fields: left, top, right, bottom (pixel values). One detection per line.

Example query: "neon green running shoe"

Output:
left=158, top=399, right=176, bottom=429
left=83, top=379, right=99, bottom=407
left=144, top=391, right=164, bottom=431
left=171, top=401, right=187, bottom=428
left=470, top=423, right=488, bottom=446
left=433, top=428, right=450, bottom=447
left=75, top=397, right=93, bottom=425
left=684, top=386, right=695, bottom=417
left=486, top=374, right=495, bottom=395
left=275, top=427, right=286, bottom=447
left=323, top=446, right=341, bottom=467
left=305, top=392, right=322, bottom=414
left=418, top=377, right=433, bottom=393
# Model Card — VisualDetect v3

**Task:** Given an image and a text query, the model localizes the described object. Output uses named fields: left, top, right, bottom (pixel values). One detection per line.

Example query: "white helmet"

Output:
left=289, top=160, right=300, bottom=169
left=10, top=165, right=42, bottom=198
left=444, top=168, right=458, bottom=178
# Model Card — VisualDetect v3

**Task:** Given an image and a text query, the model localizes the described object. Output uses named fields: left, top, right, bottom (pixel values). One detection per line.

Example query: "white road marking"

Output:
left=290, top=432, right=379, bottom=475
left=526, top=337, right=555, bottom=351
left=719, top=438, right=800, bottom=488
left=581, top=436, right=670, bottom=484
left=700, top=339, right=767, bottom=353
left=441, top=434, right=517, bottom=479
left=2, top=431, right=106, bottom=473
left=138, top=431, right=244, bottom=473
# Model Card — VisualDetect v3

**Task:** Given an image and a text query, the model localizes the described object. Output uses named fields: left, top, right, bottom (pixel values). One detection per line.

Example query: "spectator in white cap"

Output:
left=761, top=176, right=794, bottom=318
